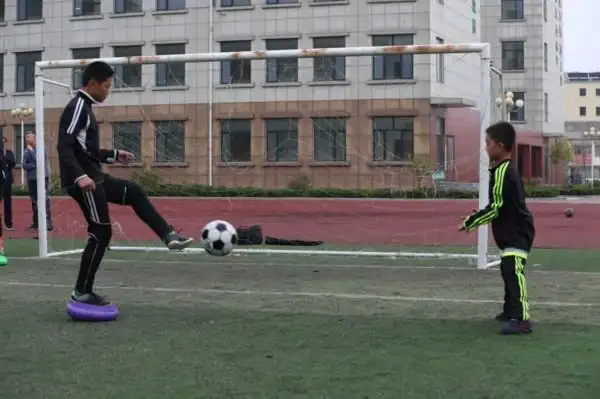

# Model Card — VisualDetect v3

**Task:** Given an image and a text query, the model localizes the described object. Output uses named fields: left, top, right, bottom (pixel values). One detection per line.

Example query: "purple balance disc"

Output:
left=66, top=300, right=119, bottom=322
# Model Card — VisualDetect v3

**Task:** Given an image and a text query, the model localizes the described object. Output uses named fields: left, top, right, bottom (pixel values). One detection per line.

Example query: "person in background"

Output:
left=23, top=132, right=53, bottom=231
left=2, top=137, right=15, bottom=230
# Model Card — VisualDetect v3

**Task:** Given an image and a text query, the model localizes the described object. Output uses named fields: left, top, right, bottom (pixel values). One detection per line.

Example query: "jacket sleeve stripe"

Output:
left=66, top=98, right=84, bottom=135
left=470, top=162, right=509, bottom=226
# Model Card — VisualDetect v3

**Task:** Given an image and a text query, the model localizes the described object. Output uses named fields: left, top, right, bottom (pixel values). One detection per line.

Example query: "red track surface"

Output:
left=6, top=197, right=599, bottom=249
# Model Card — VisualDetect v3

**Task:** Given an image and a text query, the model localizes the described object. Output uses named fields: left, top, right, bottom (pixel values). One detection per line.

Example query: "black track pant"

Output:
left=27, top=178, right=52, bottom=227
left=67, top=175, right=172, bottom=294
left=500, top=254, right=530, bottom=321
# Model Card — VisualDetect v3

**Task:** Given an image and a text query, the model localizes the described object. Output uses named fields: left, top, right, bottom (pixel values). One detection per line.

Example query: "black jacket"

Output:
left=3, top=150, right=15, bottom=185
left=57, top=90, right=117, bottom=188
left=463, top=159, right=535, bottom=253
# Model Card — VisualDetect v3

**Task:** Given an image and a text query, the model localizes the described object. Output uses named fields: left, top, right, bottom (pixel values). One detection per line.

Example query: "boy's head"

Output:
left=25, top=132, right=35, bottom=146
left=81, top=61, right=114, bottom=103
left=486, top=122, right=516, bottom=162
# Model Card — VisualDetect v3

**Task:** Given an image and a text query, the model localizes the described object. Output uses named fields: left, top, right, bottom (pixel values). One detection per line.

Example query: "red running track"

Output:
left=5, top=197, right=599, bottom=249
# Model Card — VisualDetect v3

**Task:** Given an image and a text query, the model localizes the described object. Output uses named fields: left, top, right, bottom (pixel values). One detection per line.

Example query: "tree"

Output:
left=548, top=138, right=573, bottom=184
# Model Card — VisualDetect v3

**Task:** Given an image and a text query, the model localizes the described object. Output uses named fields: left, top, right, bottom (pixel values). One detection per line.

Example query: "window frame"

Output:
left=579, top=106, right=587, bottom=117
left=501, top=41, right=525, bottom=71
left=312, top=118, right=347, bottom=163
left=17, top=0, right=42, bottom=21
left=113, top=45, right=143, bottom=88
left=112, top=122, right=142, bottom=160
left=265, top=39, right=299, bottom=83
left=371, top=34, right=414, bottom=80
left=155, top=43, right=186, bottom=87
left=73, top=0, right=101, bottom=17
left=501, top=0, right=524, bottom=20
left=71, top=47, right=101, bottom=89
left=154, top=120, right=186, bottom=163
left=312, top=36, right=346, bottom=82
left=372, top=117, right=414, bottom=162
left=114, top=0, right=142, bottom=14
left=220, top=119, right=252, bottom=163
left=219, top=40, right=252, bottom=84
left=265, top=118, right=299, bottom=162
left=15, top=51, right=42, bottom=93
left=156, top=0, right=185, bottom=11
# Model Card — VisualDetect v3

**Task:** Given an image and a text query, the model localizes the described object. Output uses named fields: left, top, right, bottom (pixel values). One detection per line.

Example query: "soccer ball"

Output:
left=201, top=220, right=238, bottom=256
left=565, top=208, right=574, bottom=218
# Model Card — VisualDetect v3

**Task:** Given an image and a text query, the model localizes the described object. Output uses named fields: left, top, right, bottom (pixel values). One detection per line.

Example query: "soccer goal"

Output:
left=32, top=42, right=500, bottom=269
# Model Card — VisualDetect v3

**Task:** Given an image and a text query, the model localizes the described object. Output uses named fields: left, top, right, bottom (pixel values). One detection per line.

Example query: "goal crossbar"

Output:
left=33, top=42, right=495, bottom=269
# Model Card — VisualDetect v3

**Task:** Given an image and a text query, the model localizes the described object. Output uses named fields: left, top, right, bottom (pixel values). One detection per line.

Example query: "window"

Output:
left=220, top=41, right=252, bottom=84
left=509, top=91, right=525, bottom=122
left=114, top=0, right=142, bottom=13
left=579, top=107, right=587, bottom=117
left=312, top=36, right=346, bottom=82
left=17, top=0, right=42, bottom=21
left=71, top=48, right=101, bottom=89
left=113, top=46, right=142, bottom=88
left=501, top=0, right=524, bottom=20
left=472, top=18, right=477, bottom=34
left=0, top=0, right=5, bottom=22
left=313, top=118, right=346, bottom=162
left=372, top=117, right=414, bottom=162
left=596, top=107, right=600, bottom=117
left=155, top=121, right=185, bottom=163
left=220, top=119, right=251, bottom=162
left=544, top=93, right=548, bottom=122
left=73, top=0, right=101, bottom=16
left=266, top=0, right=298, bottom=3
left=372, top=34, right=414, bottom=80
left=501, top=41, right=525, bottom=71
left=14, top=123, right=34, bottom=166
left=435, top=117, right=446, bottom=171
left=265, top=119, right=298, bottom=162
left=436, top=37, right=445, bottom=83
left=596, top=88, right=600, bottom=96
left=155, top=43, right=186, bottom=87
left=156, top=0, right=185, bottom=11
left=15, top=51, right=42, bottom=93
left=543, top=0, right=547, bottom=21
left=266, top=39, right=298, bottom=83
left=0, top=53, right=3, bottom=93
left=531, top=146, right=542, bottom=177
left=220, top=0, right=250, bottom=6
left=471, top=0, right=476, bottom=13
left=580, top=88, right=587, bottom=96
left=543, top=42, right=548, bottom=72
left=113, top=122, right=142, bottom=159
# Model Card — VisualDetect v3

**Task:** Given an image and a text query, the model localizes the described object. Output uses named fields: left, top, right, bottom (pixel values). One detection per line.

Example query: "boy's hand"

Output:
left=458, top=209, right=477, bottom=232
left=117, top=150, right=135, bottom=164
left=77, top=176, right=95, bottom=191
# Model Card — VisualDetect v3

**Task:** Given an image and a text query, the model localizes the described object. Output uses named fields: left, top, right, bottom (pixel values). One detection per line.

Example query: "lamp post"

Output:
left=583, top=126, right=598, bottom=187
left=10, top=103, right=34, bottom=187
left=495, top=91, right=525, bottom=122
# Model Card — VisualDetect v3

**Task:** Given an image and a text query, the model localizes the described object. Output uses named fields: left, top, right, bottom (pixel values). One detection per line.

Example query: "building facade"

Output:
left=0, top=0, right=556, bottom=189
left=564, top=72, right=600, bottom=182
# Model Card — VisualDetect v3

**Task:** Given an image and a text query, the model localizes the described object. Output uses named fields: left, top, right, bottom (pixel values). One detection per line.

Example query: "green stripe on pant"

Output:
left=500, top=254, right=530, bottom=321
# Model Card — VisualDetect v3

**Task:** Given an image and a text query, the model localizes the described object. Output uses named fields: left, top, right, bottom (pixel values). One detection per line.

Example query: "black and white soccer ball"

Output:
left=201, top=220, right=238, bottom=256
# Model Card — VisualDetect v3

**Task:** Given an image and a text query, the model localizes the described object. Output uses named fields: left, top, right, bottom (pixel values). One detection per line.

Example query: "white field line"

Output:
left=0, top=280, right=594, bottom=308
left=10, top=256, right=600, bottom=277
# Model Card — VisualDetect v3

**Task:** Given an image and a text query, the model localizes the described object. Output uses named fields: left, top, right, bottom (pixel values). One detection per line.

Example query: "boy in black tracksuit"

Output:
left=460, top=122, right=535, bottom=335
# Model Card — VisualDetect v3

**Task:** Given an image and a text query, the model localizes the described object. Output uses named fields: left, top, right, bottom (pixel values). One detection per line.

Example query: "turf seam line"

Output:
left=0, top=281, right=595, bottom=308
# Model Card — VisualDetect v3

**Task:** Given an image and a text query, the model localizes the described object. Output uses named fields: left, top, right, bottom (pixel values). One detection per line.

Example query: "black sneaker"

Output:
left=495, top=312, right=510, bottom=322
left=164, top=230, right=194, bottom=250
left=70, top=291, right=112, bottom=306
left=5, top=225, right=13, bottom=231
left=27, top=224, right=38, bottom=231
left=47, top=224, right=54, bottom=232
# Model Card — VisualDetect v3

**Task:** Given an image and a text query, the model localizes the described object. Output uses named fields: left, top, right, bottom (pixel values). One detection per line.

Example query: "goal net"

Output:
left=32, top=43, right=498, bottom=269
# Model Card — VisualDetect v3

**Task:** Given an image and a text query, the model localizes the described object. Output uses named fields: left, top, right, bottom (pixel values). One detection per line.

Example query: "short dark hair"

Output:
left=486, top=122, right=516, bottom=152
left=82, top=61, right=114, bottom=86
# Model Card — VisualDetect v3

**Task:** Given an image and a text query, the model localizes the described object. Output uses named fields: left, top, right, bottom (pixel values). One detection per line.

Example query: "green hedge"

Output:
left=10, top=183, right=600, bottom=199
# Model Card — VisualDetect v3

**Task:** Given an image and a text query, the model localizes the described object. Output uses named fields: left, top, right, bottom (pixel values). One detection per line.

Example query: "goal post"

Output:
left=33, top=43, right=496, bottom=269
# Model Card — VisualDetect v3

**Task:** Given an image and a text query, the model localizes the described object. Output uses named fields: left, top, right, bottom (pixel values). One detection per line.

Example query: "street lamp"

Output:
left=583, top=126, right=599, bottom=187
left=495, top=91, right=525, bottom=122
left=10, top=103, right=34, bottom=187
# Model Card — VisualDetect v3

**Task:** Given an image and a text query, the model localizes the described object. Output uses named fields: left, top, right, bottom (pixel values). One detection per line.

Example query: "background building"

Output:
left=564, top=72, right=600, bottom=182
left=0, top=0, right=563, bottom=189
left=481, top=0, right=565, bottom=183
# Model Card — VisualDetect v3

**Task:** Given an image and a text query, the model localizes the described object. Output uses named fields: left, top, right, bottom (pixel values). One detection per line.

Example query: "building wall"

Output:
left=481, top=0, right=564, bottom=136
left=0, top=0, right=488, bottom=189
left=564, top=80, right=600, bottom=122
